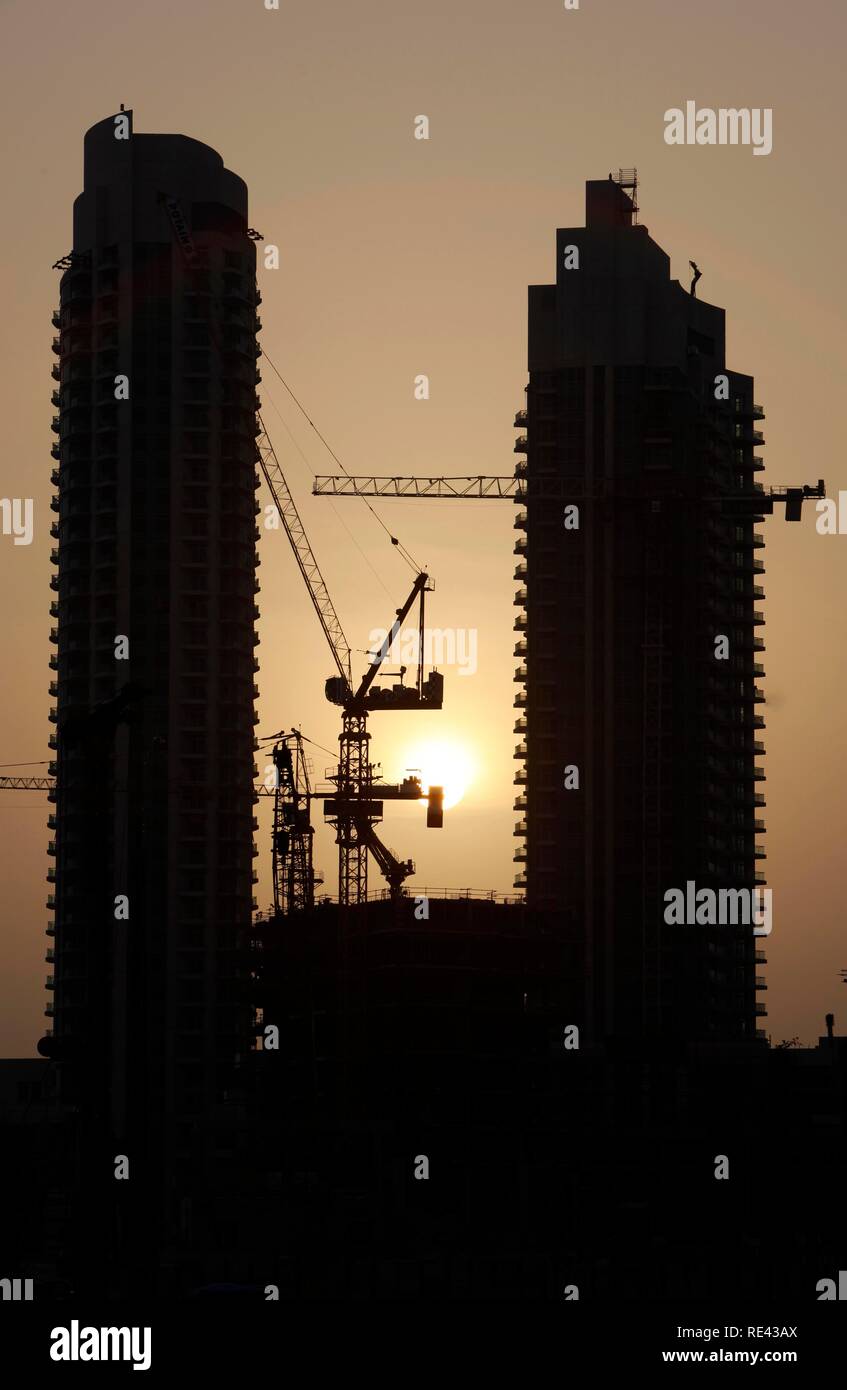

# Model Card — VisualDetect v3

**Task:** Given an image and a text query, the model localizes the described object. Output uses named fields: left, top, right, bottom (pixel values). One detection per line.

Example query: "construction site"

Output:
left=1, top=121, right=845, bottom=1303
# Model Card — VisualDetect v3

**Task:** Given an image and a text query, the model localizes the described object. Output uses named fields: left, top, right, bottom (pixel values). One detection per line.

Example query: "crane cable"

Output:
left=260, top=347, right=422, bottom=574
left=260, top=375, right=394, bottom=599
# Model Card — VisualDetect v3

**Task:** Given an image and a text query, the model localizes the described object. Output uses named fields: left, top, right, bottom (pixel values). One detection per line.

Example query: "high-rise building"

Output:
left=515, top=175, right=766, bottom=1046
left=45, top=111, right=260, bottom=1283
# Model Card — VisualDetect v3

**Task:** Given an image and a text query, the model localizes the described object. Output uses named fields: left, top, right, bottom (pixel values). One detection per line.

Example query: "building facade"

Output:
left=515, top=175, right=766, bottom=1046
left=45, top=112, right=260, bottom=1284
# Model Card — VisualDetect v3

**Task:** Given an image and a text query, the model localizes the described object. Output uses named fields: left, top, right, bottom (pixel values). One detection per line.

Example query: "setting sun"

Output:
left=403, top=738, right=476, bottom=812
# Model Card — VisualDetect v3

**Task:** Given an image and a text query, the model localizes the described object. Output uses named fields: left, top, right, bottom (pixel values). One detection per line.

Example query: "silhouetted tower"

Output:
left=46, top=111, right=260, bottom=1289
left=516, top=174, right=766, bottom=1046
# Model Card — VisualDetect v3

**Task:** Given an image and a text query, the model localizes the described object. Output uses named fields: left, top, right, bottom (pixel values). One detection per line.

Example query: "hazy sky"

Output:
left=0, top=0, right=845, bottom=1053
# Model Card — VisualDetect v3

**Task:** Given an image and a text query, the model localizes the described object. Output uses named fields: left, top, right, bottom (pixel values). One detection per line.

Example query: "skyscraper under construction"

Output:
left=515, top=174, right=767, bottom=1047
left=45, top=112, right=260, bottom=1287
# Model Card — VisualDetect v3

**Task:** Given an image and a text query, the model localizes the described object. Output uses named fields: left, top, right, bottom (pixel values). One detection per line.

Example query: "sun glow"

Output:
left=404, top=738, right=475, bottom=812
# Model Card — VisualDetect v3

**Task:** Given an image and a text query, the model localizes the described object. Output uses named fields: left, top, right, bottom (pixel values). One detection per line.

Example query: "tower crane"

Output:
left=312, top=474, right=827, bottom=520
left=254, top=414, right=445, bottom=906
left=267, top=730, right=322, bottom=917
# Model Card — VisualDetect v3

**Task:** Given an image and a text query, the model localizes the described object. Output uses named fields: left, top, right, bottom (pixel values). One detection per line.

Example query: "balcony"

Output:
left=514, top=613, right=527, bottom=631
left=514, top=743, right=527, bottom=759
left=514, top=588, right=527, bottom=607
left=514, top=436, right=528, bottom=453
left=514, top=796, right=527, bottom=811
left=755, top=1002, right=767, bottom=1015
left=514, top=409, right=527, bottom=427
left=51, top=363, right=61, bottom=381
left=45, top=948, right=54, bottom=963
left=514, top=640, right=527, bottom=657
left=514, top=768, right=527, bottom=785
left=513, top=563, right=527, bottom=582
left=514, top=718, right=527, bottom=734
left=514, top=691, right=527, bottom=709
left=514, top=872, right=527, bottom=889
left=514, top=665, right=527, bottom=682
left=51, top=336, right=61, bottom=355
left=513, top=821, right=528, bottom=837
left=514, top=510, right=527, bottom=530
left=514, top=536, right=527, bottom=556
left=755, top=975, right=767, bottom=990
left=45, top=976, right=55, bottom=990
left=513, top=847, right=527, bottom=862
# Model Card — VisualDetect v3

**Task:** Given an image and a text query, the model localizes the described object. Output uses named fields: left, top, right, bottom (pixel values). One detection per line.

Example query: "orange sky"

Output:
left=0, top=0, right=845, bottom=1052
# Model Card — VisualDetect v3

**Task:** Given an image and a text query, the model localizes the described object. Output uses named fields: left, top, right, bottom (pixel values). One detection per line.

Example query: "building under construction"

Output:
left=515, top=173, right=773, bottom=1046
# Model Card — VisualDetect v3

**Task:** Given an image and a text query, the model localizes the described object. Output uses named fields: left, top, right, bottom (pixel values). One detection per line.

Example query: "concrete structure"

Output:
left=45, top=112, right=260, bottom=1286
left=515, top=175, right=767, bottom=1045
